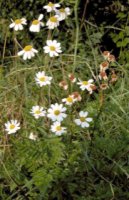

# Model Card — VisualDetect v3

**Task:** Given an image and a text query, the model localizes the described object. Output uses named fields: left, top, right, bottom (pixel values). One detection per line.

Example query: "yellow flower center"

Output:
left=24, top=45, right=33, bottom=51
left=60, top=8, right=65, bottom=13
left=80, top=117, right=86, bottom=122
left=35, top=110, right=41, bottom=114
left=66, top=97, right=73, bottom=103
left=32, top=20, right=39, bottom=25
left=10, top=124, right=15, bottom=129
left=56, top=126, right=62, bottom=131
left=54, top=110, right=60, bottom=115
left=15, top=19, right=22, bottom=24
left=48, top=2, right=54, bottom=7
left=50, top=16, right=57, bottom=23
left=82, top=81, right=88, bottom=85
left=39, top=76, right=46, bottom=82
left=50, top=46, right=56, bottom=51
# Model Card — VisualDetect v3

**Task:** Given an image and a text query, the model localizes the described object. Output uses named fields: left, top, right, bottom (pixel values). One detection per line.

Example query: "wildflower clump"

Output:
left=1, top=1, right=126, bottom=200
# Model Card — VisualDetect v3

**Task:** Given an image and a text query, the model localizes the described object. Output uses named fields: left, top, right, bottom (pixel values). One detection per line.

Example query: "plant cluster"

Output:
left=0, top=1, right=129, bottom=200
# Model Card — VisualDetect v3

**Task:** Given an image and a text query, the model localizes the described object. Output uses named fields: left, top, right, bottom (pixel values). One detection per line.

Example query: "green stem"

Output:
left=73, top=0, right=80, bottom=73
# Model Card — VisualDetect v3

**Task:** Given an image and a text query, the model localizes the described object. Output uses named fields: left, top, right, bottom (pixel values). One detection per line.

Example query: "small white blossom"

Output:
left=35, top=71, right=52, bottom=87
left=17, top=45, right=38, bottom=60
left=29, top=14, right=44, bottom=32
left=51, top=121, right=66, bottom=136
left=29, top=132, right=38, bottom=141
left=56, top=7, right=70, bottom=21
left=46, top=15, right=60, bottom=29
left=43, top=40, right=62, bottom=57
left=9, top=18, right=27, bottom=31
left=43, top=2, right=60, bottom=12
left=74, top=111, right=92, bottom=128
left=5, top=120, right=20, bottom=134
left=77, top=79, right=94, bottom=94
left=47, top=103, right=67, bottom=122
left=62, top=95, right=76, bottom=106
left=30, top=105, right=46, bottom=119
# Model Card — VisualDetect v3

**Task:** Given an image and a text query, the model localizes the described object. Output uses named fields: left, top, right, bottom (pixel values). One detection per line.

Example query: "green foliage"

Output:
left=110, top=11, right=129, bottom=63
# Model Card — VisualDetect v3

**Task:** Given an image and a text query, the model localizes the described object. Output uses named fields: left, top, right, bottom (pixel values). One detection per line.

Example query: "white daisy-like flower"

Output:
left=47, top=103, right=67, bottom=122
left=56, top=7, right=70, bottom=21
left=43, top=2, right=60, bottom=12
left=29, top=132, right=38, bottom=141
left=77, top=79, right=94, bottom=94
left=5, top=119, right=20, bottom=134
left=43, top=40, right=62, bottom=57
left=9, top=18, right=27, bottom=31
left=74, top=111, right=92, bottom=128
left=46, top=15, right=60, bottom=29
left=29, top=14, right=44, bottom=32
left=62, top=95, right=76, bottom=106
left=51, top=121, right=66, bottom=136
left=30, top=105, right=46, bottom=119
left=35, top=71, right=52, bottom=87
left=17, top=45, right=38, bottom=60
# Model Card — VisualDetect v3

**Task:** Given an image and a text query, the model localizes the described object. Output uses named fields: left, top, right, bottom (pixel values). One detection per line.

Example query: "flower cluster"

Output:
left=9, top=2, right=71, bottom=60
left=5, top=69, right=93, bottom=136
left=9, top=3, right=70, bottom=32
left=98, top=51, right=117, bottom=90
left=5, top=2, right=94, bottom=138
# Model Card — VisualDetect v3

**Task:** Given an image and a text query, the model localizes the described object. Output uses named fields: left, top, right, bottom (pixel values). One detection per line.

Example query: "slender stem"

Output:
left=2, top=29, right=8, bottom=66
left=80, top=0, right=89, bottom=29
left=73, top=0, right=80, bottom=73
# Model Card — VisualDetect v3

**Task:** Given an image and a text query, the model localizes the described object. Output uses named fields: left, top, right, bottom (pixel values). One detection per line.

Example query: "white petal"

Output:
left=27, top=52, right=32, bottom=59
left=88, top=79, right=94, bottom=83
left=38, top=14, right=44, bottom=21
left=49, top=51, right=54, bottom=57
left=30, top=51, right=35, bottom=57
left=86, top=118, right=92, bottom=122
left=79, top=111, right=88, bottom=117
left=75, top=119, right=81, bottom=125
left=18, top=24, right=23, bottom=30
left=47, top=40, right=53, bottom=46
left=21, top=18, right=27, bottom=24
left=40, top=22, right=44, bottom=27
left=82, top=122, right=89, bottom=128
left=9, top=23, right=15, bottom=28
left=29, top=25, right=34, bottom=32
left=14, top=25, right=19, bottom=31
left=23, top=52, right=28, bottom=60
left=18, top=50, right=24, bottom=56
left=32, top=48, right=38, bottom=53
